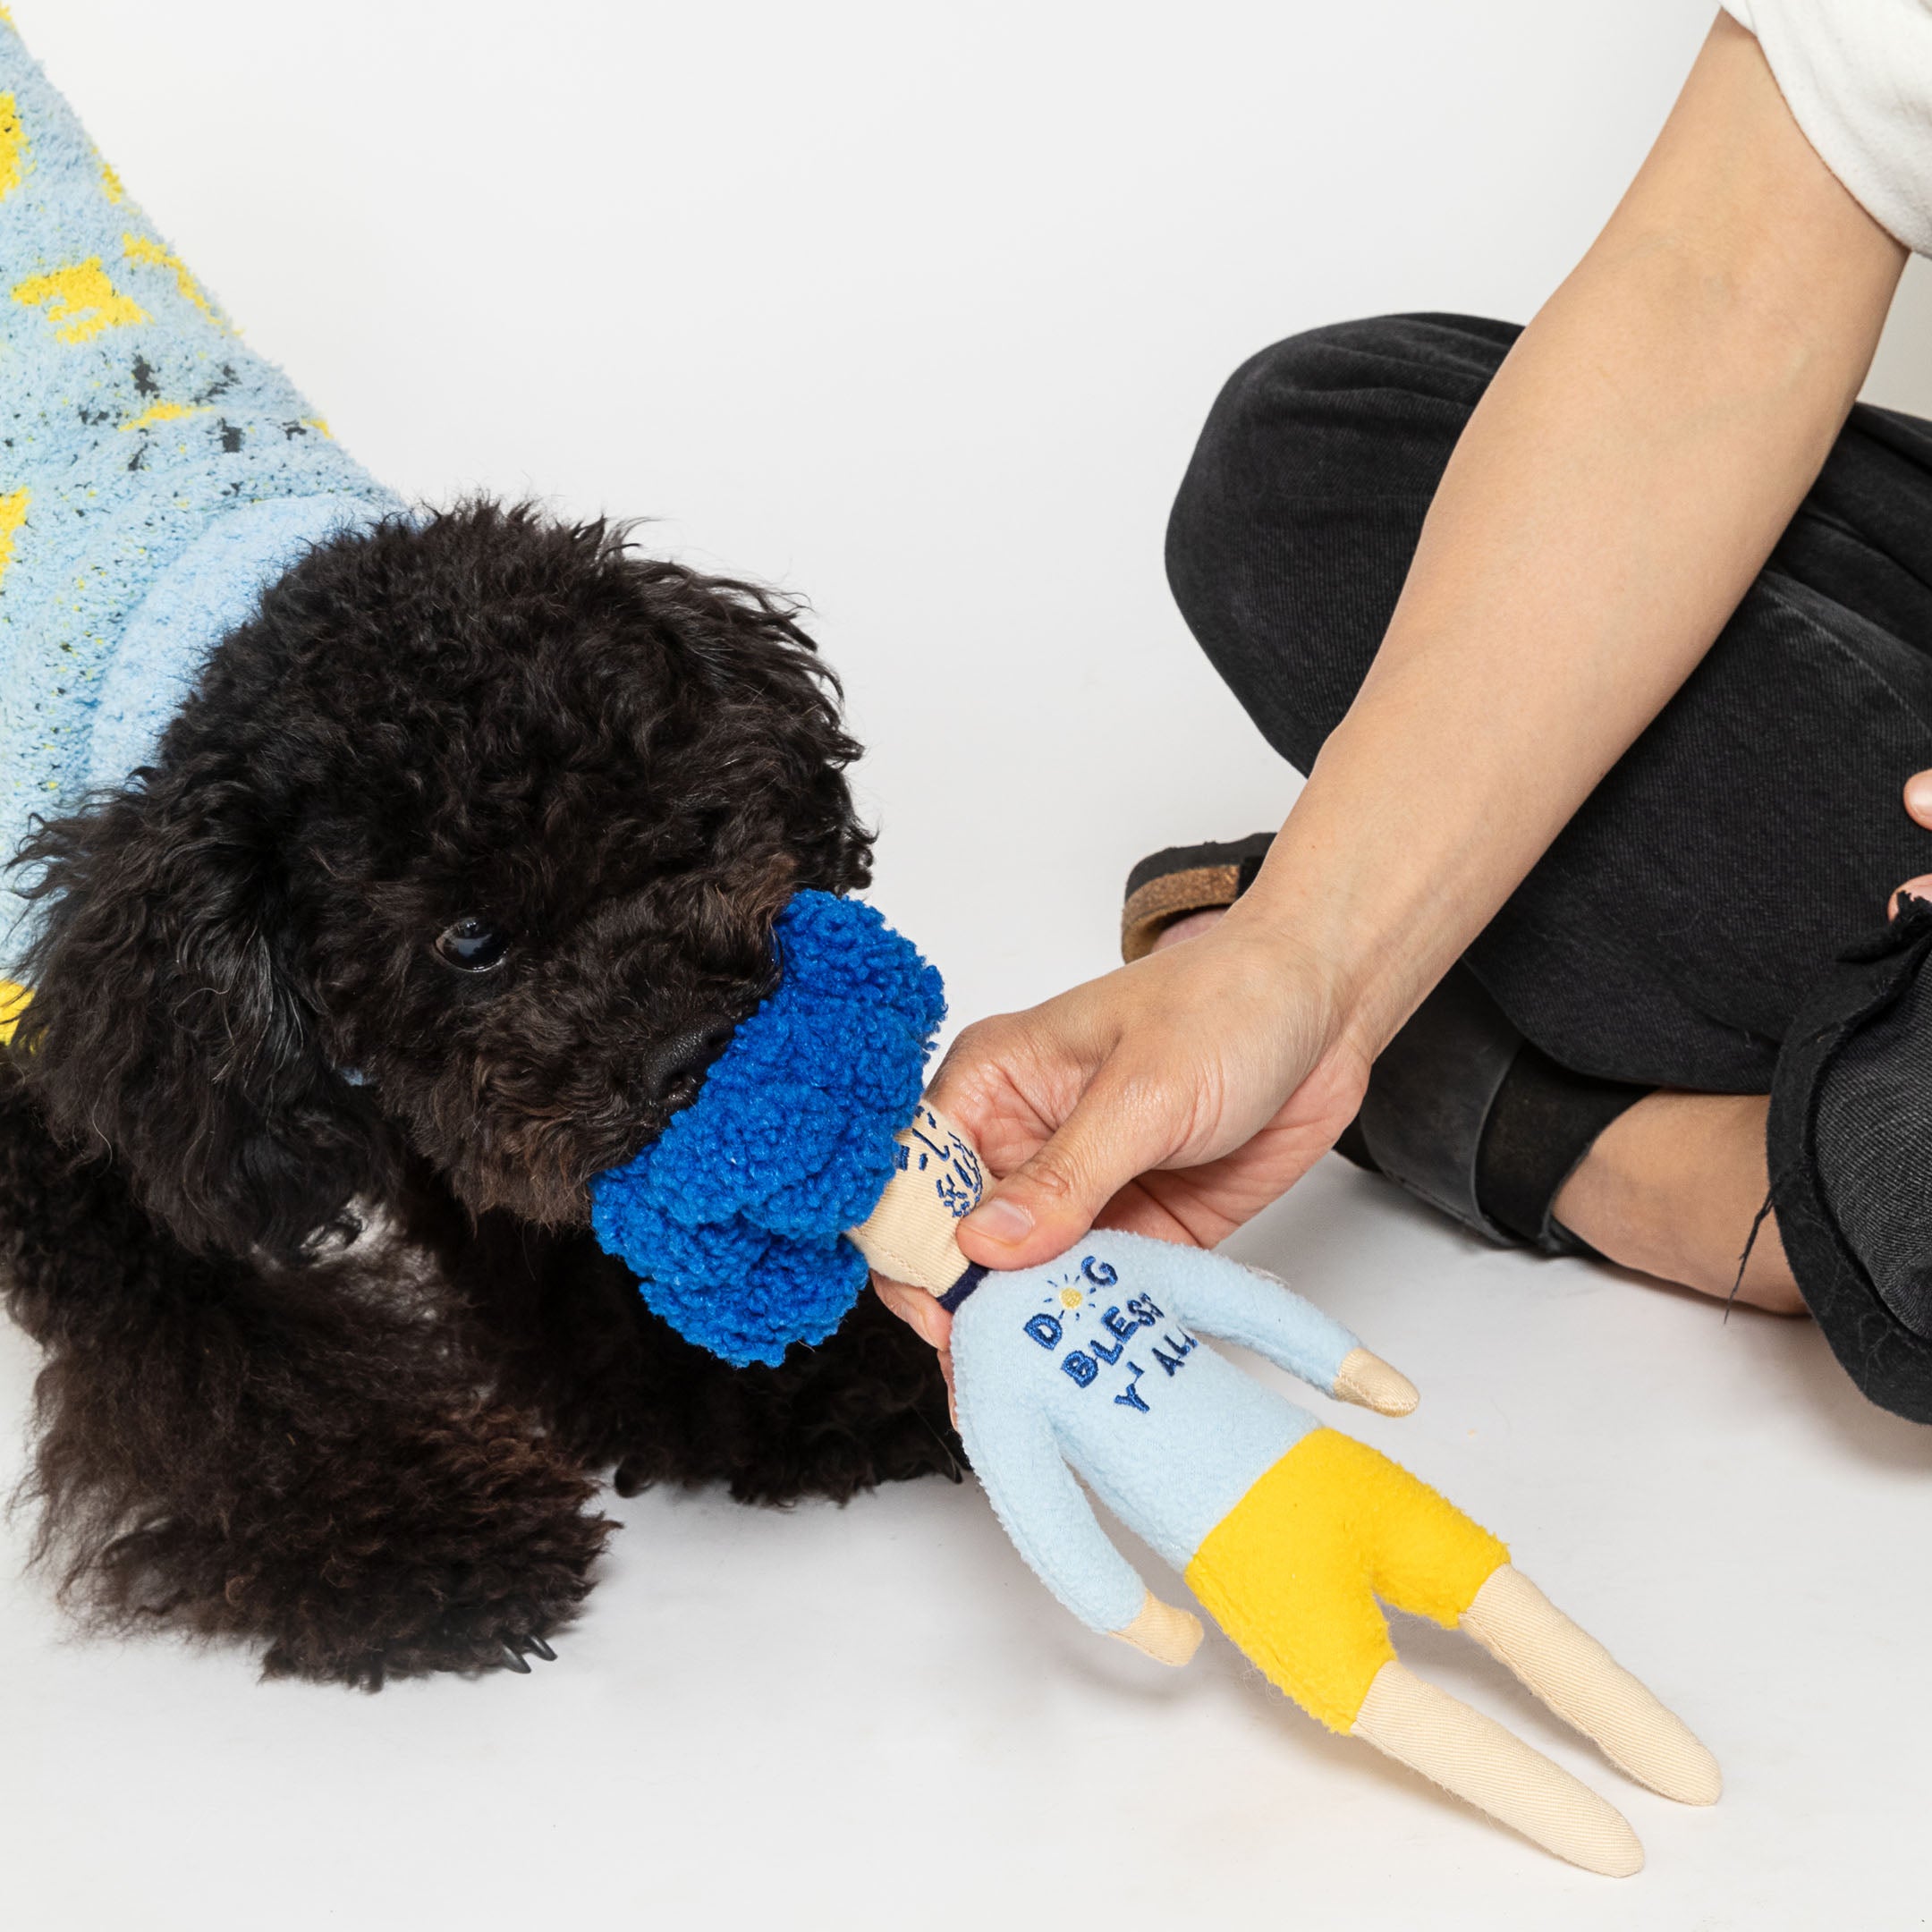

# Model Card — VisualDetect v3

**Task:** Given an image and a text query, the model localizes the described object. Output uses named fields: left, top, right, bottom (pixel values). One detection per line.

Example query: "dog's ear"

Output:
left=9, top=772, right=393, bottom=1261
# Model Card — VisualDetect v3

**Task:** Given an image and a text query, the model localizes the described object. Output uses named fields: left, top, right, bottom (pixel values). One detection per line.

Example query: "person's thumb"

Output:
left=956, top=1067, right=1174, bottom=1269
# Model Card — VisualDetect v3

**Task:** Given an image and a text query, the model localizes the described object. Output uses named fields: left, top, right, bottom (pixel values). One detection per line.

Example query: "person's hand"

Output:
left=922, top=911, right=1373, bottom=1273
left=1895, top=769, right=1932, bottom=912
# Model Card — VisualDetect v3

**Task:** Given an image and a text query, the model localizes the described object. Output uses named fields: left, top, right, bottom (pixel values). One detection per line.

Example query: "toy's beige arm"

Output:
left=1334, top=1345, right=1419, bottom=1416
left=1113, top=1590, right=1203, bottom=1667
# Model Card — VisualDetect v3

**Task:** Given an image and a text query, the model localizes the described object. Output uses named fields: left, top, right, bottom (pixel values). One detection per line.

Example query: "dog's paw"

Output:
left=242, top=1406, right=614, bottom=1689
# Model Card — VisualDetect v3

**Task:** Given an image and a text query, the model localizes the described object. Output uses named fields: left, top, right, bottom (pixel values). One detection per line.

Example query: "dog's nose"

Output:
left=642, top=1018, right=736, bottom=1107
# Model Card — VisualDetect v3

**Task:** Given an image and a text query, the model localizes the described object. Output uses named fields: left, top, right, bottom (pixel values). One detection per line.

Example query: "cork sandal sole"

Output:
left=1120, top=832, right=1275, bottom=962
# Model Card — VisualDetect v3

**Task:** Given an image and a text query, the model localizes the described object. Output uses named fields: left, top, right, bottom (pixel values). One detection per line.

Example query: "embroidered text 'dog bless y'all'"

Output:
left=1023, top=1256, right=1199, bottom=1411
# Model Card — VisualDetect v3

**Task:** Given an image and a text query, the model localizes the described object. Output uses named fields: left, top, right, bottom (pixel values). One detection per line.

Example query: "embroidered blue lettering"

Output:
left=1113, top=1360, right=1150, bottom=1411
left=1162, top=1330, right=1196, bottom=1356
left=1126, top=1293, right=1163, bottom=1324
left=1101, top=1304, right=1140, bottom=1342
left=1061, top=1350, right=1098, bottom=1388
left=1081, top=1256, right=1118, bottom=1290
left=1088, top=1331, right=1123, bottom=1366
left=1153, top=1344, right=1187, bottom=1376
left=1024, top=1314, right=1063, bottom=1350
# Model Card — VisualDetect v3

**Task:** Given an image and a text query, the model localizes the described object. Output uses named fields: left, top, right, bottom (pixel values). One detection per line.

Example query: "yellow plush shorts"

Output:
left=1184, top=1427, right=1507, bottom=1733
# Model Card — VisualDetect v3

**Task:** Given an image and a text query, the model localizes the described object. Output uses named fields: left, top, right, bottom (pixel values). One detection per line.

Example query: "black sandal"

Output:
left=1122, top=835, right=1651, bottom=1253
left=1121, top=834, right=1276, bottom=962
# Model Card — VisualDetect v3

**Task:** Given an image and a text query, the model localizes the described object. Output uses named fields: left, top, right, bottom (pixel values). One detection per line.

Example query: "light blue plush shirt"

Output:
left=0, top=21, right=402, bottom=974
left=950, top=1231, right=1361, bottom=1637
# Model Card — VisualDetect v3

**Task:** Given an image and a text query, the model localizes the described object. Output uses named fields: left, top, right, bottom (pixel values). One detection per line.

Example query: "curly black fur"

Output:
left=0, top=504, right=956, bottom=1684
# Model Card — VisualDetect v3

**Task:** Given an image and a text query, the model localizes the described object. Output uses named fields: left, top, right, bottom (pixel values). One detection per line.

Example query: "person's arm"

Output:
left=919, top=13, right=1906, bottom=1279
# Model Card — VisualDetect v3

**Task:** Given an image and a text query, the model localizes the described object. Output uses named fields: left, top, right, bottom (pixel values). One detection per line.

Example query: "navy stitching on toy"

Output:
left=588, top=890, right=945, bottom=1367
left=938, top=1263, right=987, bottom=1312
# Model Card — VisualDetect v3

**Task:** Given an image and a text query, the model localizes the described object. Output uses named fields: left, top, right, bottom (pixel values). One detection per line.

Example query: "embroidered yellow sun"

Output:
left=1059, top=1286, right=1083, bottom=1309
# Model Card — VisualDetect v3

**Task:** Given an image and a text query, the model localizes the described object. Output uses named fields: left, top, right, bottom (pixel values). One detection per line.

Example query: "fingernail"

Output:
left=963, top=1194, right=1033, bottom=1245
left=1908, top=774, right=1932, bottom=818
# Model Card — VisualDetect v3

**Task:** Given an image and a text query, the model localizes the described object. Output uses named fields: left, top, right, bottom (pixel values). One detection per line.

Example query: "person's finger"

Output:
left=1459, top=1565, right=1721, bottom=1806
left=956, top=1057, right=1182, bottom=1268
left=1091, top=1176, right=1203, bottom=1246
left=1351, top=1661, right=1644, bottom=1877
left=938, top=1347, right=958, bottom=1431
left=1904, top=769, right=1932, bottom=828
left=870, top=1274, right=952, bottom=1352
left=1891, top=875, right=1932, bottom=919
left=924, top=1013, right=1082, bottom=1179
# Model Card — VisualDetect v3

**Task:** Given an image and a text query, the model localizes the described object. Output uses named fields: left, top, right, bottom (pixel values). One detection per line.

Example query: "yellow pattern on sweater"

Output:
left=0, top=90, right=24, bottom=200
left=13, top=257, right=147, bottom=342
left=121, top=401, right=211, bottom=434
left=0, top=980, right=29, bottom=1046
left=123, top=232, right=223, bottom=326
left=0, top=487, right=29, bottom=588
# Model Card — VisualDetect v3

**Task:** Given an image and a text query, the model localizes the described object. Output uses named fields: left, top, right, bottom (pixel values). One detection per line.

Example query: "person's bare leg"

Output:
left=1155, top=910, right=1802, bottom=1312
left=1552, top=1089, right=1802, bottom=1312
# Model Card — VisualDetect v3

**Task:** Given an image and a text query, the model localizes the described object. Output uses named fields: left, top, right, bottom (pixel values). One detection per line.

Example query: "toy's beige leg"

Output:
left=1352, top=1662, right=1645, bottom=1877
left=1461, top=1565, right=1721, bottom=1806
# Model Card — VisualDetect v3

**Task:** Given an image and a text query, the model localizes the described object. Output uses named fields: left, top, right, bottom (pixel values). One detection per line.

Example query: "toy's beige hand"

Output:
left=1351, top=1565, right=1720, bottom=1877
left=1333, top=1346, right=1419, bottom=1416
left=1111, top=1590, right=1203, bottom=1667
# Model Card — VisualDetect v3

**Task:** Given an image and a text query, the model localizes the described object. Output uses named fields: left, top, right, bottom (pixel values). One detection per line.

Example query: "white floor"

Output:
left=6, top=2, right=1932, bottom=1927
left=8, top=1173, right=1929, bottom=1929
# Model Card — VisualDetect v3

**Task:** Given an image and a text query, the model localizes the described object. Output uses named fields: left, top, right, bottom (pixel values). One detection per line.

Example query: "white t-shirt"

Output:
left=1723, top=1, right=1932, bottom=255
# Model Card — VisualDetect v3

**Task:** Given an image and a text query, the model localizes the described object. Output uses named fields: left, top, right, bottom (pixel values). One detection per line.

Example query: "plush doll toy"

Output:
left=595, top=899, right=1718, bottom=1879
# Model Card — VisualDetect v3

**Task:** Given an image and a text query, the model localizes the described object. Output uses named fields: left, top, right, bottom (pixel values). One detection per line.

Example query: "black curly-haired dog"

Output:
left=0, top=502, right=957, bottom=1686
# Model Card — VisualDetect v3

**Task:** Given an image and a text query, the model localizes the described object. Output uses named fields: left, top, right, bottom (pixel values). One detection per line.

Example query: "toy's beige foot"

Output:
left=1352, top=1662, right=1644, bottom=1877
left=1461, top=1565, right=1721, bottom=1806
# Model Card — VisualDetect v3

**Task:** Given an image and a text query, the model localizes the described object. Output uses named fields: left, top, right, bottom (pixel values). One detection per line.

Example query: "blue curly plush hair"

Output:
left=589, top=891, right=945, bottom=1367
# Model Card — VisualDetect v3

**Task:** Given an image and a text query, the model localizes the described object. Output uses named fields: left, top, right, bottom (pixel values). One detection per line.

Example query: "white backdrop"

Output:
left=4, top=4, right=1931, bottom=1928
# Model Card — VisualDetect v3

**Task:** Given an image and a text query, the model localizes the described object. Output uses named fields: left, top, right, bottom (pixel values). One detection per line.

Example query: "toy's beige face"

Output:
left=848, top=1102, right=987, bottom=1293
left=895, top=1104, right=986, bottom=1218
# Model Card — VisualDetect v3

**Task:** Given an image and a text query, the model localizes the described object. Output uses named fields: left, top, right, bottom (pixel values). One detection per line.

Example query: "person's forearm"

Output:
left=1233, top=15, right=1905, bottom=1062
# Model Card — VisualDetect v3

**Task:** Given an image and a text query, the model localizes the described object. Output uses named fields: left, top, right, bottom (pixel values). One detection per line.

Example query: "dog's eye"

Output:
left=434, top=916, right=509, bottom=973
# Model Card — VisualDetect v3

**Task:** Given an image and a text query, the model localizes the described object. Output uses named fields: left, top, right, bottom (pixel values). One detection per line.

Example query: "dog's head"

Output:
left=11, top=503, right=870, bottom=1258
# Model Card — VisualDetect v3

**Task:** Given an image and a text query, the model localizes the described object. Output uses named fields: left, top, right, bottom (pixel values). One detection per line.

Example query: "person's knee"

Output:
left=1166, top=317, right=1428, bottom=598
left=1165, top=312, right=1522, bottom=601
left=1166, top=314, right=1516, bottom=767
left=1171, top=312, right=1517, bottom=527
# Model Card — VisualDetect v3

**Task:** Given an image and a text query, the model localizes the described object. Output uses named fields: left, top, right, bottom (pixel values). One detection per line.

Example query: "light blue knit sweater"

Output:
left=0, top=20, right=402, bottom=977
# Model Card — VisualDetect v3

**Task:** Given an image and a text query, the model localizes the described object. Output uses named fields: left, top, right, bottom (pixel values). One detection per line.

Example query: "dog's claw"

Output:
left=500, top=1639, right=532, bottom=1674
left=527, top=1635, right=556, bottom=1661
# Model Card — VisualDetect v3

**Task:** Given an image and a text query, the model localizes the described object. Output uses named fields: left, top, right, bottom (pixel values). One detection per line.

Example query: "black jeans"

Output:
left=1165, top=313, right=1932, bottom=1419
